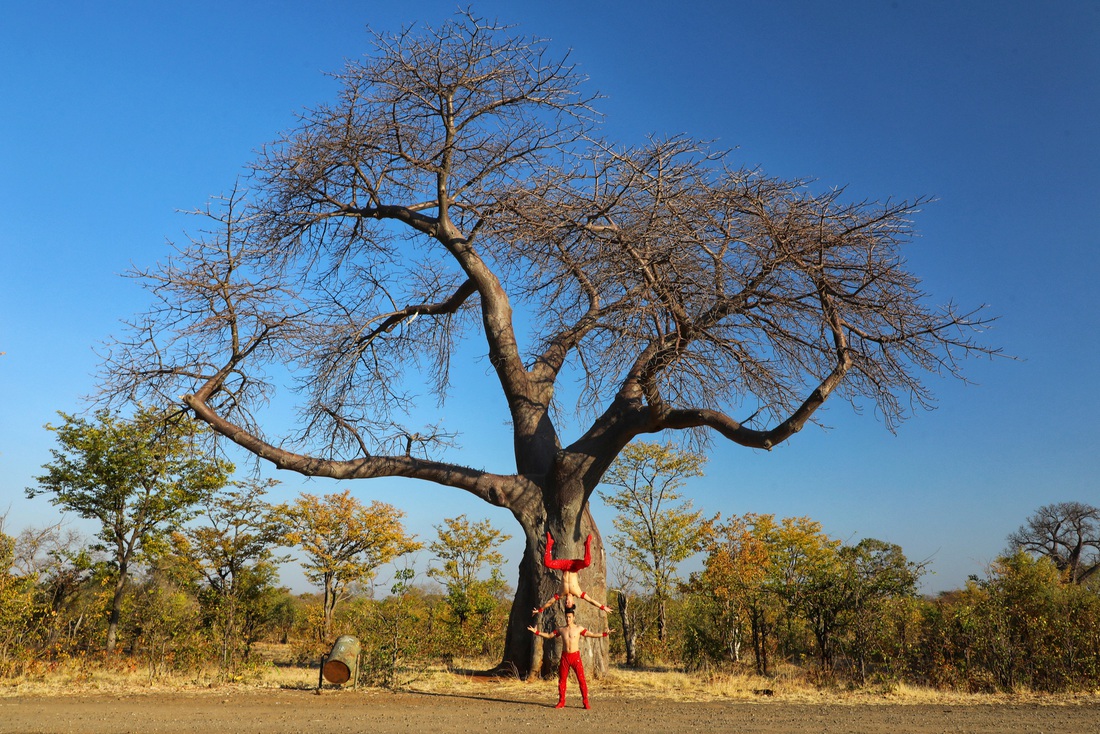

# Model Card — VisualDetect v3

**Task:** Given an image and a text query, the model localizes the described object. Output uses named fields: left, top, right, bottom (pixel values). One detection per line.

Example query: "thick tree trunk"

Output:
left=498, top=505, right=610, bottom=679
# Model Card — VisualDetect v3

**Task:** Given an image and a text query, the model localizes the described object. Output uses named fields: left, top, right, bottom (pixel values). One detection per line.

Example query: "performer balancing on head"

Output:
left=533, top=532, right=613, bottom=615
left=527, top=605, right=613, bottom=709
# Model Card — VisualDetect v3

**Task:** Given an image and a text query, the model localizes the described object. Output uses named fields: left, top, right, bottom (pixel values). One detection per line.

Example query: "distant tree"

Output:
left=278, top=490, right=420, bottom=639
left=601, top=442, right=714, bottom=641
left=428, top=515, right=511, bottom=625
left=100, top=12, right=997, bottom=676
left=1008, top=501, right=1100, bottom=584
left=27, top=408, right=231, bottom=652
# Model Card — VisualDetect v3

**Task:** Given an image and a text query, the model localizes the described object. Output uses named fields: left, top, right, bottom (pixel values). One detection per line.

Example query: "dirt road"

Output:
left=2, top=689, right=1096, bottom=734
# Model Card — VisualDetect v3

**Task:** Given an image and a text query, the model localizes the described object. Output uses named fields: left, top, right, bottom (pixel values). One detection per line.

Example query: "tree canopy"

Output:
left=103, top=12, right=993, bottom=484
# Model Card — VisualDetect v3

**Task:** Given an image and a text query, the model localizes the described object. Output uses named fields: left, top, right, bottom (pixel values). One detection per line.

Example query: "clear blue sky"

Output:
left=2, top=1, right=1097, bottom=594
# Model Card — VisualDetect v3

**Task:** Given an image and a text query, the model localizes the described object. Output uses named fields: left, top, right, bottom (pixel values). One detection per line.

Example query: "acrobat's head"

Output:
left=564, top=605, right=576, bottom=620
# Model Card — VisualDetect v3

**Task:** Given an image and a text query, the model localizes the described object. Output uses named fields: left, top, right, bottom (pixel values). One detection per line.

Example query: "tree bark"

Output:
left=322, top=578, right=335, bottom=641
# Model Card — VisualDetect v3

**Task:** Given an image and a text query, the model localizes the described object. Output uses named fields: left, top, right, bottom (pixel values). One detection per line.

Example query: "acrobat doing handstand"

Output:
left=532, top=532, right=613, bottom=615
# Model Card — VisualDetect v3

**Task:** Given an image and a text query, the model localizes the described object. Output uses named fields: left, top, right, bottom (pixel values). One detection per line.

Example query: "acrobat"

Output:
left=532, top=532, right=612, bottom=615
left=527, top=605, right=614, bottom=709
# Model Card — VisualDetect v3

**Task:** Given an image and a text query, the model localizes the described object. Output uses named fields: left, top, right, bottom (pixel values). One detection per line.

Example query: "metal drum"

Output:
left=322, top=635, right=361, bottom=685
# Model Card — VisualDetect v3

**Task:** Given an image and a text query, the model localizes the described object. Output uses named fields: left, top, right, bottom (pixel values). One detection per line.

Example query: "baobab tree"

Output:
left=1008, top=501, right=1100, bottom=584
left=99, top=12, right=996, bottom=676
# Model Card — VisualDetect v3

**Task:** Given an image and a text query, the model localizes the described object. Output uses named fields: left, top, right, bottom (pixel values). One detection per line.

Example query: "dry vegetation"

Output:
left=3, top=647, right=1097, bottom=709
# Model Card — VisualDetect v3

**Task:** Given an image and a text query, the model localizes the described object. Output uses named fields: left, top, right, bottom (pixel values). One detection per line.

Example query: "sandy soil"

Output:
left=1, top=688, right=1097, bottom=734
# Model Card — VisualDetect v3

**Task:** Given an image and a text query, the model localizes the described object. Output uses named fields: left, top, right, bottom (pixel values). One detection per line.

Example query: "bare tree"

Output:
left=99, top=12, right=996, bottom=677
left=1008, top=501, right=1100, bottom=584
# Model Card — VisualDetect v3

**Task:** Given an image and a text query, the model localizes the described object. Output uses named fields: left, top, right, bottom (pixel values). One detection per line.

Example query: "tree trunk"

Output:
left=322, top=577, right=336, bottom=641
left=105, top=566, right=127, bottom=653
left=498, top=505, right=609, bottom=679
left=751, top=606, right=769, bottom=676
left=617, top=590, right=638, bottom=668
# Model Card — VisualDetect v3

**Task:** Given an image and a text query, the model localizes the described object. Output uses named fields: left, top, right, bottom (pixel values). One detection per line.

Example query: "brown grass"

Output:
left=2, top=648, right=1098, bottom=707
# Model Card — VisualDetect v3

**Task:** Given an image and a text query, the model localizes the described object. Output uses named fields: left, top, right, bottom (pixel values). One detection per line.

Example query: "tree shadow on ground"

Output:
left=407, top=689, right=549, bottom=709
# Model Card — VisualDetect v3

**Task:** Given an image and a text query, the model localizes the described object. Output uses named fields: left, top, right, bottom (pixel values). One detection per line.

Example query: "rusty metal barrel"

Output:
left=321, top=635, right=361, bottom=685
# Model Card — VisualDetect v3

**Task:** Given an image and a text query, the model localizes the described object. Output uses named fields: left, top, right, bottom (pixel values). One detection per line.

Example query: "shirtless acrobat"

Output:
left=527, top=605, right=613, bottom=709
left=532, top=532, right=612, bottom=615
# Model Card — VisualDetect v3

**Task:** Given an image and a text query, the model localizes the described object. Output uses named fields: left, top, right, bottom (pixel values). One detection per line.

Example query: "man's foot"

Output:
left=583, top=700, right=591, bottom=710
left=554, top=701, right=566, bottom=709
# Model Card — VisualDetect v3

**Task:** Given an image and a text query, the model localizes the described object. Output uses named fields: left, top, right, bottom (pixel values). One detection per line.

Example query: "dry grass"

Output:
left=2, top=649, right=1098, bottom=707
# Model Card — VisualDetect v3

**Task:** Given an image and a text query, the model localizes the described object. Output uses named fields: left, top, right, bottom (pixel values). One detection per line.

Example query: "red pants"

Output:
left=557, top=651, right=588, bottom=707
left=543, top=532, right=592, bottom=572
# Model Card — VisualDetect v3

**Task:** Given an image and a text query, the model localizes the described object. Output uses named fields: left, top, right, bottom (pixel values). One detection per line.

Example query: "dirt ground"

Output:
left=2, top=688, right=1098, bottom=734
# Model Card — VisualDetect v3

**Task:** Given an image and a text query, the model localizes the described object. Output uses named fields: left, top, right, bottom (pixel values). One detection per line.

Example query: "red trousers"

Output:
left=543, top=532, right=592, bottom=572
left=557, top=650, right=588, bottom=706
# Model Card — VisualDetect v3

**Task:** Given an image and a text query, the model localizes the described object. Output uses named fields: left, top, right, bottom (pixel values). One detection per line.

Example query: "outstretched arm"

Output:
left=577, top=591, right=612, bottom=613
left=582, top=628, right=614, bottom=638
left=532, top=593, right=561, bottom=615
left=528, top=626, right=560, bottom=640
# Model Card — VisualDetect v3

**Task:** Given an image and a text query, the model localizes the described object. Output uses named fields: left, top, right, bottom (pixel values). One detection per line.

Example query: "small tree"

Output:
left=1008, top=501, right=1100, bottom=584
left=685, top=514, right=772, bottom=668
left=170, top=479, right=286, bottom=668
left=279, top=490, right=420, bottom=639
left=796, top=537, right=920, bottom=675
left=28, top=408, right=231, bottom=652
left=839, top=538, right=922, bottom=682
left=427, top=515, right=511, bottom=655
left=601, top=442, right=714, bottom=642
left=128, top=570, right=202, bottom=678
left=763, top=515, right=841, bottom=666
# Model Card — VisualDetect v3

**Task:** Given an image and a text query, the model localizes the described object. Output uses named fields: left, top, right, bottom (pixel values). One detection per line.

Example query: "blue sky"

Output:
left=1, top=1, right=1097, bottom=595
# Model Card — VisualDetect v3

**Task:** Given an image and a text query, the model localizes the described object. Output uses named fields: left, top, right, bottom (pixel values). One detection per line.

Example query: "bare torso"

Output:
left=560, top=570, right=582, bottom=597
left=558, top=620, right=585, bottom=653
